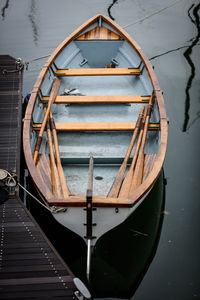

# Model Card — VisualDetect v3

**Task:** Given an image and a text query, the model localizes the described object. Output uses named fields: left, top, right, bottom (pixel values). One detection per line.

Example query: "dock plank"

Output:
left=0, top=196, right=78, bottom=298
left=0, top=55, right=22, bottom=174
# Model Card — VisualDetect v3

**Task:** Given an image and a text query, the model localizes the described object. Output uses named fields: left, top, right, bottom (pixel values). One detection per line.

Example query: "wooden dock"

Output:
left=0, top=55, right=91, bottom=299
left=0, top=196, right=76, bottom=299
left=0, top=55, right=23, bottom=176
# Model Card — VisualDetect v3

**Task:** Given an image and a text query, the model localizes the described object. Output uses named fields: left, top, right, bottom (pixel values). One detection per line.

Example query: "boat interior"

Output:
left=30, top=18, right=161, bottom=198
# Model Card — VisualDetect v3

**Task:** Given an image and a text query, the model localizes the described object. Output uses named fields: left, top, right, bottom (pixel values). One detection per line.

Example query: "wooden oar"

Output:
left=119, top=108, right=147, bottom=198
left=44, top=107, right=62, bottom=198
left=49, top=110, right=71, bottom=198
left=107, top=106, right=145, bottom=198
left=129, top=93, right=154, bottom=194
left=33, top=78, right=61, bottom=164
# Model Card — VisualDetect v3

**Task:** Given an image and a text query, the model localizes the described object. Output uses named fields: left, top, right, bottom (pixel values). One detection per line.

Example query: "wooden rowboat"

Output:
left=23, top=15, right=168, bottom=267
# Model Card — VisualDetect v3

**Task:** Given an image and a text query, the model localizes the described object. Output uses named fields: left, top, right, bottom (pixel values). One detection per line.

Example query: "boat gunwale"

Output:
left=23, top=14, right=168, bottom=208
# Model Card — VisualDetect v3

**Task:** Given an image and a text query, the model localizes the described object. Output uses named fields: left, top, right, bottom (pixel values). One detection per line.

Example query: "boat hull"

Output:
left=23, top=14, right=168, bottom=246
left=53, top=185, right=152, bottom=244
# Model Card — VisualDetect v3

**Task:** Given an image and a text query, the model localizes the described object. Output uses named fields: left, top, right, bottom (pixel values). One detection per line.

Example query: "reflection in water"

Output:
left=107, top=0, right=118, bottom=20
left=1, top=0, right=9, bottom=20
left=150, top=44, right=192, bottom=61
left=186, top=111, right=200, bottom=130
left=183, top=3, right=200, bottom=132
left=28, top=0, right=39, bottom=45
left=88, top=171, right=166, bottom=299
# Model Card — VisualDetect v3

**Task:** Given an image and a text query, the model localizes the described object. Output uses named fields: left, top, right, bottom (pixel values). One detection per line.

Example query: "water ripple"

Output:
left=1, top=0, right=9, bottom=20
left=182, top=3, right=200, bottom=132
left=28, top=0, right=39, bottom=45
left=107, top=0, right=118, bottom=20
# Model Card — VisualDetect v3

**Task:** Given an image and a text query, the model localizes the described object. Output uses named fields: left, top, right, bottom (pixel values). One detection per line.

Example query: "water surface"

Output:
left=1, top=1, right=200, bottom=299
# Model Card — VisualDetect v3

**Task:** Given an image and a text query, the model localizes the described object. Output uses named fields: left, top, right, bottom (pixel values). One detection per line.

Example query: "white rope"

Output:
left=17, top=182, right=53, bottom=212
left=17, top=182, right=67, bottom=213
left=0, top=169, right=65, bottom=213
left=23, top=54, right=50, bottom=70
left=123, top=0, right=183, bottom=29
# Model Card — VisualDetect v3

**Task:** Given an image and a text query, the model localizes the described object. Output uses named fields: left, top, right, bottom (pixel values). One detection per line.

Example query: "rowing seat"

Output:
left=41, top=95, right=151, bottom=104
left=55, top=68, right=141, bottom=76
left=33, top=122, right=160, bottom=132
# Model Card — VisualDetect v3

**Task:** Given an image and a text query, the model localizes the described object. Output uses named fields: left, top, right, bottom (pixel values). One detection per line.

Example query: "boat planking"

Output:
left=23, top=15, right=168, bottom=246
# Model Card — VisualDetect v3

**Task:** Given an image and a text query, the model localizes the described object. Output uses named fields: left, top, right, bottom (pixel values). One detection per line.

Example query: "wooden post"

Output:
left=33, top=78, right=61, bottom=164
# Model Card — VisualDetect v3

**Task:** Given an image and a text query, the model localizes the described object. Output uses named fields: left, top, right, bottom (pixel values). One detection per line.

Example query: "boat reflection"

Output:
left=25, top=167, right=165, bottom=299
left=70, top=170, right=166, bottom=299
left=182, top=3, right=200, bottom=132
left=28, top=0, right=39, bottom=45
left=1, top=0, right=9, bottom=20
left=91, top=170, right=165, bottom=299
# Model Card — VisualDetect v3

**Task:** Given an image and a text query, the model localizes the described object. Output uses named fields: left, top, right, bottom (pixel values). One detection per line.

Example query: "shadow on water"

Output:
left=1, top=0, right=9, bottom=20
left=28, top=0, right=39, bottom=45
left=107, top=0, right=118, bottom=20
left=182, top=3, right=200, bottom=132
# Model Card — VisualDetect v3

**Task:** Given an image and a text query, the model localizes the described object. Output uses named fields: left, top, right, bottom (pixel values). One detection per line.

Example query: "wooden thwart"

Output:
left=33, top=122, right=160, bottom=131
left=41, top=95, right=150, bottom=104
left=55, top=68, right=141, bottom=76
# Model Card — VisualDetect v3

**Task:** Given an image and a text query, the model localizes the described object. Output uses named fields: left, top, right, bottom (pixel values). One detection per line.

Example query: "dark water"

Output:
left=1, top=0, right=200, bottom=299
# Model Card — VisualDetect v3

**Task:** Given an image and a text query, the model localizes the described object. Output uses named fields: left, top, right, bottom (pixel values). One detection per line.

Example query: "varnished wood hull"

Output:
left=23, top=15, right=168, bottom=244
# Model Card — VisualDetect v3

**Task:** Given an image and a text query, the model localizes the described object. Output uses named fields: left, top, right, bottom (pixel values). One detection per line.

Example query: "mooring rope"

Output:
left=23, top=54, right=50, bottom=70
left=0, top=169, right=65, bottom=213
left=123, top=0, right=183, bottom=29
